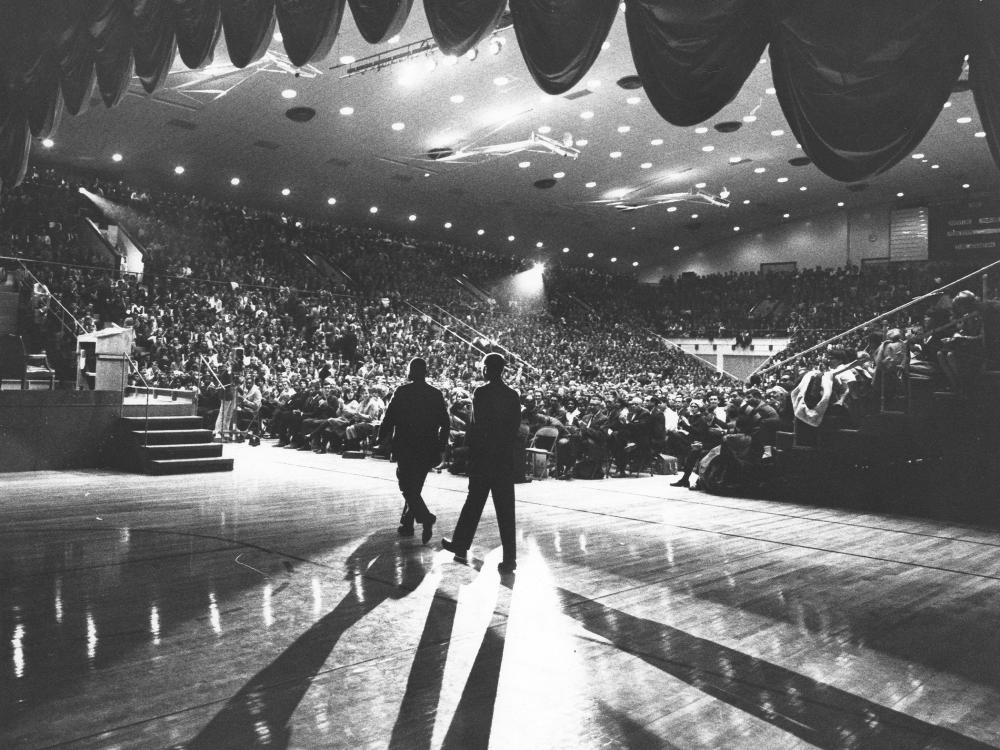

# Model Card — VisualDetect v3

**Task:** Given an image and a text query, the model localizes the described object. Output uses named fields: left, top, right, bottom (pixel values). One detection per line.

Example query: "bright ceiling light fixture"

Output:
left=327, top=197, right=337, bottom=205
left=562, top=247, right=570, bottom=253
left=537, top=241, right=544, bottom=248
left=339, top=106, right=354, bottom=115
left=508, top=235, right=516, bottom=241
left=702, top=145, right=715, bottom=152
left=640, top=162, right=652, bottom=169
left=174, top=165, right=185, bottom=175
left=695, top=126, right=708, bottom=134
left=281, top=188, right=291, bottom=196
left=391, top=122, right=405, bottom=131
left=41, top=138, right=54, bottom=148
left=281, top=89, right=297, bottom=99
left=587, top=251, right=595, bottom=257
left=651, top=138, right=663, bottom=146
left=409, top=214, right=417, bottom=221
left=477, top=228, right=485, bottom=235
left=370, top=206, right=378, bottom=213
left=339, top=55, right=356, bottom=65
left=111, top=153, right=123, bottom=162
left=444, top=222, right=452, bottom=228
left=771, top=129, right=785, bottom=137
left=553, top=171, right=565, bottom=178
left=518, top=161, right=531, bottom=168
left=230, top=177, right=240, bottom=186
left=585, top=181, right=597, bottom=188
left=617, top=125, right=631, bottom=133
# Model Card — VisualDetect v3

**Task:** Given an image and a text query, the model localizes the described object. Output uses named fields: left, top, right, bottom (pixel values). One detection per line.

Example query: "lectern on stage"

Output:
left=77, top=326, right=134, bottom=391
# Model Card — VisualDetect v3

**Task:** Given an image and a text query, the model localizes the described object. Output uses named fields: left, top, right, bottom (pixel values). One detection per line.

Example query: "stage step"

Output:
left=140, top=443, right=223, bottom=460
left=147, top=457, right=234, bottom=475
left=121, top=415, right=204, bottom=431
left=132, top=428, right=214, bottom=445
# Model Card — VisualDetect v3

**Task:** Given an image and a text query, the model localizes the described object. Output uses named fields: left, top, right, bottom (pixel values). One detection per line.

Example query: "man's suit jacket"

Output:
left=379, top=380, right=450, bottom=468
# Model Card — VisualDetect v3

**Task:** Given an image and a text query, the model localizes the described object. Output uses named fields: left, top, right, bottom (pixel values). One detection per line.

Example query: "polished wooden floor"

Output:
left=2, top=443, right=999, bottom=750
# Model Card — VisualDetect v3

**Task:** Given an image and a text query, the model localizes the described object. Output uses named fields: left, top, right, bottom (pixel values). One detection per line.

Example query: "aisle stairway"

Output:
left=114, top=416, right=233, bottom=474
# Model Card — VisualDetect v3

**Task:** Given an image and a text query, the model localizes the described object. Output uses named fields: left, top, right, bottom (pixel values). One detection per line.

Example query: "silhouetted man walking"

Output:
left=378, top=357, right=450, bottom=544
left=442, top=353, right=522, bottom=574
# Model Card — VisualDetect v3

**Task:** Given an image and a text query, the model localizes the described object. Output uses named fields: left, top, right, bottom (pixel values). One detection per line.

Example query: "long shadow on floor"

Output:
left=557, top=588, right=995, bottom=750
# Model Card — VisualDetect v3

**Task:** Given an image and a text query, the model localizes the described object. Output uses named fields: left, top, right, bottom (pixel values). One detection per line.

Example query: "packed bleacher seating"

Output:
left=2, top=166, right=998, bottom=496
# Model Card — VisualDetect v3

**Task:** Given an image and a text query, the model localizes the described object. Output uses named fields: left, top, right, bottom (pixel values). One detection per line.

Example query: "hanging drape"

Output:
left=347, top=0, right=414, bottom=45
left=424, top=0, right=507, bottom=57
left=625, top=0, right=768, bottom=127
left=509, top=0, right=618, bottom=95
left=276, top=0, right=347, bottom=67
left=1, top=0, right=1000, bottom=190
left=768, top=0, right=968, bottom=182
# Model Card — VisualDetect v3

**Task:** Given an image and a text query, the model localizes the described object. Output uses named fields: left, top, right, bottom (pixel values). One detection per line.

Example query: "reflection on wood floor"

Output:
left=2, top=442, right=999, bottom=749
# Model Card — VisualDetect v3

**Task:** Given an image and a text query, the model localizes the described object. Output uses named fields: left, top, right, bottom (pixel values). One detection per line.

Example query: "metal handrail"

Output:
left=643, top=327, right=744, bottom=383
left=756, top=257, right=1000, bottom=379
left=15, top=259, right=87, bottom=337
left=123, top=353, right=152, bottom=440
left=429, top=303, right=539, bottom=372
left=402, top=300, right=488, bottom=358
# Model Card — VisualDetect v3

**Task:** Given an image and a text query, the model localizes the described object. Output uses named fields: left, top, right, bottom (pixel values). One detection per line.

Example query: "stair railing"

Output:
left=123, top=354, right=152, bottom=442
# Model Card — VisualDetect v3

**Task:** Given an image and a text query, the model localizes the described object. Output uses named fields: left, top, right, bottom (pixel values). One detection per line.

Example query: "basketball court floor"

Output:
left=2, top=443, right=999, bottom=749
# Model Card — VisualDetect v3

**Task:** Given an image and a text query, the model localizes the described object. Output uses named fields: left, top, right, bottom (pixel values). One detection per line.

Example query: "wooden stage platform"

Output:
left=2, top=442, right=999, bottom=749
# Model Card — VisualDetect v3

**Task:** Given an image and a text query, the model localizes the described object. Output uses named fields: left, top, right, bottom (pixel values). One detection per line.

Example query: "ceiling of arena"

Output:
left=32, top=5, right=1000, bottom=276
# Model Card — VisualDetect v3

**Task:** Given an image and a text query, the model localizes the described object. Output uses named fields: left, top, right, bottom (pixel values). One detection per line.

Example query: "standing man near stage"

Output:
left=378, top=357, right=451, bottom=544
left=442, top=353, right=522, bottom=574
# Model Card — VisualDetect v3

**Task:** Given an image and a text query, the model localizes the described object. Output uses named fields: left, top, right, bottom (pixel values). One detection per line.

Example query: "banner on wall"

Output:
left=930, top=198, right=1000, bottom=260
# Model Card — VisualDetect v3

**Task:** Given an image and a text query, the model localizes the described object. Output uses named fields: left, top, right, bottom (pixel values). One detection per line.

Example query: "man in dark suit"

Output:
left=442, top=353, right=522, bottom=575
left=378, top=357, right=450, bottom=544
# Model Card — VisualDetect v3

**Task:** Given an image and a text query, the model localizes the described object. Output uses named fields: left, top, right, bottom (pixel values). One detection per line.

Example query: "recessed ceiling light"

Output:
left=111, top=152, right=123, bottom=162
left=742, top=199, right=750, bottom=205
left=799, top=186, right=807, bottom=191
left=450, top=94, right=464, bottom=103
left=538, top=125, right=551, bottom=134
left=370, top=206, right=378, bottom=213
left=931, top=164, right=940, bottom=169
left=632, top=261, right=639, bottom=267
left=281, top=188, right=290, bottom=196
left=957, top=117, right=972, bottom=124
left=897, top=192, right=904, bottom=197
left=409, top=214, right=417, bottom=221
left=562, top=247, right=570, bottom=253
left=650, top=139, right=663, bottom=146
left=580, top=110, right=594, bottom=120
left=695, top=127, right=708, bottom=134
left=742, top=115, right=758, bottom=124
left=585, top=181, right=597, bottom=188
left=729, top=156, right=743, bottom=163
left=518, top=161, right=531, bottom=168
left=537, top=242, right=544, bottom=248
left=477, top=229, right=485, bottom=235
left=626, top=96, right=641, bottom=105
left=494, top=76, right=510, bottom=86
left=609, top=151, right=622, bottom=158
left=610, top=257, right=617, bottom=262
left=777, top=177, right=789, bottom=183
left=327, top=197, right=337, bottom=205
left=783, top=213, right=790, bottom=218
left=695, top=182, right=706, bottom=189
left=281, top=89, right=297, bottom=99
left=444, top=222, right=452, bottom=228
left=765, top=87, right=776, bottom=95
left=41, top=138, right=54, bottom=148
left=667, top=206, right=677, bottom=213
left=575, top=139, right=588, bottom=146
left=733, top=226, right=740, bottom=232
left=391, top=122, right=405, bottom=131
left=963, top=183, right=971, bottom=189
left=702, top=145, right=715, bottom=152
left=339, top=106, right=354, bottom=115
left=508, top=235, right=516, bottom=241
left=943, top=101, right=952, bottom=108
left=771, top=129, right=785, bottom=137
left=230, top=177, right=240, bottom=186
left=976, top=131, right=987, bottom=138
left=673, top=245, right=680, bottom=251
left=587, top=251, right=595, bottom=258
left=754, top=167, right=766, bottom=173
left=640, top=162, right=652, bottom=169
left=174, top=165, right=185, bottom=175
left=617, top=125, right=631, bottom=133
left=837, top=202, right=844, bottom=207
left=553, top=171, right=565, bottom=178
left=691, top=213, right=699, bottom=219
left=912, top=153, right=925, bottom=159
left=339, top=55, right=356, bottom=65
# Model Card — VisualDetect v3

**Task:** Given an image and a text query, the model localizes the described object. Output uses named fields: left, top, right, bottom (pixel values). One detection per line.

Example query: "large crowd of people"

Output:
left=2, top=166, right=997, bottom=492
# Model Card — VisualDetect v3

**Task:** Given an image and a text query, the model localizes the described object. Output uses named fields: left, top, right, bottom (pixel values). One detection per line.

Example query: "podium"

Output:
left=77, top=327, right=134, bottom=391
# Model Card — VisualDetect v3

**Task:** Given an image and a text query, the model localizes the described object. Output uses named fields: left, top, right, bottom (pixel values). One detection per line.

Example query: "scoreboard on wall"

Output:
left=930, top=197, right=1000, bottom=261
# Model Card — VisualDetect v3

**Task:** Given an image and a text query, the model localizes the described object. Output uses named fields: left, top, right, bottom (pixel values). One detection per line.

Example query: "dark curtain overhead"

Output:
left=132, top=0, right=178, bottom=94
left=2, top=0, right=999, bottom=190
left=768, top=0, right=968, bottom=182
left=968, top=2, right=1000, bottom=172
left=347, top=0, right=414, bottom=45
left=625, top=0, right=768, bottom=127
left=90, top=0, right=136, bottom=107
left=276, top=0, right=347, bottom=67
left=221, top=0, right=276, bottom=68
left=173, top=0, right=223, bottom=70
left=424, top=0, right=507, bottom=57
left=509, top=0, right=618, bottom=95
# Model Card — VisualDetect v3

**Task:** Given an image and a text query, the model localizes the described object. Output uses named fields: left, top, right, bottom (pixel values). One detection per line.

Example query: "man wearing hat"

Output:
left=443, top=352, right=522, bottom=574
left=378, top=357, right=451, bottom=544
